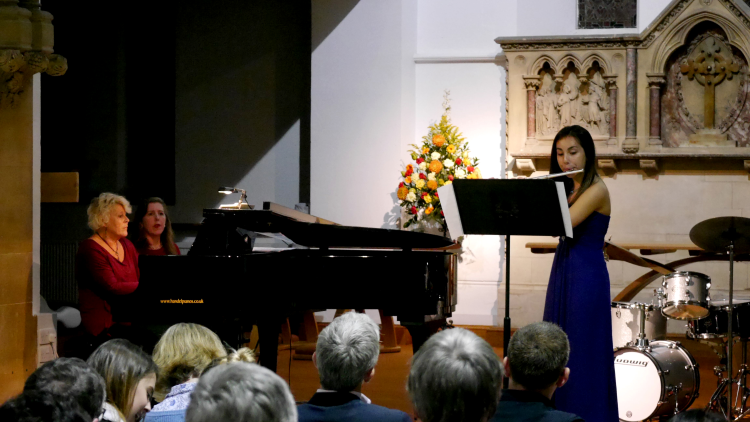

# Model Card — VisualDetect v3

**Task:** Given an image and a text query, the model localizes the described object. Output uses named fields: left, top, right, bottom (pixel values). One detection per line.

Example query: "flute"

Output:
left=529, top=169, right=584, bottom=179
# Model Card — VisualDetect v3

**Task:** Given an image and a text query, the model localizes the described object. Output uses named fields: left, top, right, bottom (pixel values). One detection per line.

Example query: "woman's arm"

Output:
left=568, top=181, right=609, bottom=227
left=80, top=245, right=139, bottom=295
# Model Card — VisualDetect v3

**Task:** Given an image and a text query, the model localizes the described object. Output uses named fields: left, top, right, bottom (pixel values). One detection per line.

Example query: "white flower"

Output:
left=418, top=162, right=428, bottom=171
left=443, top=159, right=454, bottom=169
left=428, top=172, right=436, bottom=181
left=431, top=152, right=441, bottom=161
left=406, top=192, right=417, bottom=202
left=455, top=168, right=466, bottom=179
left=462, top=151, right=469, bottom=159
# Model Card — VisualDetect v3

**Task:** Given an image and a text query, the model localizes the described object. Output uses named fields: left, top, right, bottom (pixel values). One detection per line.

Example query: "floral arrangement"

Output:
left=398, top=92, right=481, bottom=230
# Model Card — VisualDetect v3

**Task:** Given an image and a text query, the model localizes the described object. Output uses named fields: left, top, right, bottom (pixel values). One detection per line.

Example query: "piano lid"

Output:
left=199, top=208, right=455, bottom=249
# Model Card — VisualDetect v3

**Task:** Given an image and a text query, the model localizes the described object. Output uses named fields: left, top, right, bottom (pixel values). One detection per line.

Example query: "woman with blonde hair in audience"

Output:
left=133, top=197, right=180, bottom=256
left=88, top=339, right=158, bottom=422
left=145, top=323, right=255, bottom=422
left=76, top=193, right=141, bottom=355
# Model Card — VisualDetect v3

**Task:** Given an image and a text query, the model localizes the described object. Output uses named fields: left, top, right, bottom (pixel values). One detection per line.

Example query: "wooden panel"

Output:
left=0, top=303, right=38, bottom=403
left=41, top=172, right=79, bottom=203
left=0, top=253, right=32, bottom=306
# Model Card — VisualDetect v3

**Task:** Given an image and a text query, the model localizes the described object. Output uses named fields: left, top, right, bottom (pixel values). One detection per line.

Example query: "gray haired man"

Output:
left=297, top=311, right=411, bottom=422
left=408, top=327, right=504, bottom=422
left=489, top=322, right=583, bottom=422
left=186, top=362, right=297, bottom=422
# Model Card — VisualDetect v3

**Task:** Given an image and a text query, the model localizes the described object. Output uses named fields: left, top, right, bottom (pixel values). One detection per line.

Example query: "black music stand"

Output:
left=438, top=179, right=572, bottom=387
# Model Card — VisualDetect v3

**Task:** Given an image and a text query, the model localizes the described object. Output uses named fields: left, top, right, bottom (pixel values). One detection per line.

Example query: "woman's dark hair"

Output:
left=87, top=339, right=158, bottom=421
left=549, top=125, right=599, bottom=204
left=134, top=197, right=178, bottom=255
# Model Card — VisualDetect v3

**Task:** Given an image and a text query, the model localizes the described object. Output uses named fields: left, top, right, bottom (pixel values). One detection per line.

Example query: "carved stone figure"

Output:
left=558, top=84, right=575, bottom=126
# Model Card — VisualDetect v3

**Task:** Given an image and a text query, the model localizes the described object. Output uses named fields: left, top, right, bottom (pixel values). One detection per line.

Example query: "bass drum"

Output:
left=614, top=340, right=700, bottom=421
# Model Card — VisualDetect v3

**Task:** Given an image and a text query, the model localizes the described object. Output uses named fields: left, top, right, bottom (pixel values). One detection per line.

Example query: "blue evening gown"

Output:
left=543, top=211, right=619, bottom=422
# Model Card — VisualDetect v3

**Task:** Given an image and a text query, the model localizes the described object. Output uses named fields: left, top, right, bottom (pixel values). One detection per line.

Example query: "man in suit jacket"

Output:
left=489, top=322, right=583, bottom=422
left=297, top=312, right=412, bottom=422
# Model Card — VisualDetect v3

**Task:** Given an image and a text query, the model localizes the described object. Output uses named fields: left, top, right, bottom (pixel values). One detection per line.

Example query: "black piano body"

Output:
left=135, top=205, right=457, bottom=372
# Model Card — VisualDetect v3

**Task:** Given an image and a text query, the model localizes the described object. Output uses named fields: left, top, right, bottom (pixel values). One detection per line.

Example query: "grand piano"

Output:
left=135, top=203, right=458, bottom=371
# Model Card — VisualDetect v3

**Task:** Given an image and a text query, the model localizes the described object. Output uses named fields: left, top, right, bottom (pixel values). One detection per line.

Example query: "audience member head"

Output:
left=152, top=323, right=233, bottom=401
left=505, top=322, right=570, bottom=397
left=134, top=197, right=177, bottom=254
left=408, top=328, right=504, bottom=422
left=185, top=362, right=296, bottom=422
left=87, top=339, right=158, bottom=422
left=87, top=193, right=132, bottom=240
left=23, top=357, right=106, bottom=421
left=0, top=391, right=97, bottom=422
left=669, top=409, right=725, bottom=422
left=314, top=311, right=380, bottom=392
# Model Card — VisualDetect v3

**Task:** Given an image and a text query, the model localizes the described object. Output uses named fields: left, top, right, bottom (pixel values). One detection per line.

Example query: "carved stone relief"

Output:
left=661, top=30, right=750, bottom=147
left=0, top=49, right=67, bottom=109
left=534, top=62, right=610, bottom=139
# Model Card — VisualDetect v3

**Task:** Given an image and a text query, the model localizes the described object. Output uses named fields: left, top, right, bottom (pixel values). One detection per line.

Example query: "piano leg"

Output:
left=258, top=318, right=282, bottom=373
left=402, top=318, right=447, bottom=354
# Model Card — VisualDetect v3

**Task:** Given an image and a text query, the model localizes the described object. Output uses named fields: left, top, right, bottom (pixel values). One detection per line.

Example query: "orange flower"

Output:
left=397, top=186, right=408, bottom=200
left=429, top=160, right=443, bottom=173
left=405, top=176, right=412, bottom=184
left=423, top=147, right=430, bottom=154
left=446, top=145, right=456, bottom=154
left=432, top=134, right=446, bottom=147
left=427, top=180, right=438, bottom=191
left=425, top=206, right=434, bottom=215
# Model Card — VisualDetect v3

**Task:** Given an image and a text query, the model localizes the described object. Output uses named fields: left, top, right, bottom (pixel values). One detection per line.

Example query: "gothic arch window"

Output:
left=578, top=0, right=636, bottom=29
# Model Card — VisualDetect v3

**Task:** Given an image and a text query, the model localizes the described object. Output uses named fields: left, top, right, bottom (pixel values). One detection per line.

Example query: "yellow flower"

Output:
left=429, top=160, right=443, bottom=173
left=427, top=180, right=438, bottom=191
left=446, top=145, right=456, bottom=154
left=444, top=180, right=452, bottom=185
left=405, top=176, right=412, bottom=184
left=397, top=186, right=408, bottom=200
left=464, top=158, right=472, bottom=166
left=415, top=179, right=425, bottom=189
left=424, top=194, right=432, bottom=204
left=467, top=173, right=477, bottom=179
left=438, top=179, right=445, bottom=186
left=423, top=147, right=430, bottom=154
left=409, top=188, right=416, bottom=193
left=432, top=134, right=446, bottom=147
left=425, top=206, right=434, bottom=215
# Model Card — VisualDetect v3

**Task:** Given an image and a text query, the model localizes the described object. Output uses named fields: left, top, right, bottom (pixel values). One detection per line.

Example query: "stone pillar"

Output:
left=523, top=76, right=540, bottom=141
left=622, top=48, right=639, bottom=153
left=605, top=77, right=618, bottom=146
left=647, top=73, right=665, bottom=146
left=0, top=0, right=66, bottom=401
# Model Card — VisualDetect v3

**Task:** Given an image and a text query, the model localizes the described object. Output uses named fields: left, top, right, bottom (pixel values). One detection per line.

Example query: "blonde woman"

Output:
left=88, top=339, right=158, bottom=422
left=145, top=323, right=255, bottom=422
left=76, top=193, right=139, bottom=340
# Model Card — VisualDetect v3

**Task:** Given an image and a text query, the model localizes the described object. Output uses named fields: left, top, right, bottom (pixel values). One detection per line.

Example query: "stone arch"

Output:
left=529, top=55, right=557, bottom=76
left=581, top=54, right=612, bottom=76
left=651, top=12, right=750, bottom=74
left=556, top=54, right=584, bottom=75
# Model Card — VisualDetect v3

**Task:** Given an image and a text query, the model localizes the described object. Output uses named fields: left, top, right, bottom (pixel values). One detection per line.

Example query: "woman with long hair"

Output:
left=88, top=339, right=158, bottom=422
left=543, top=125, right=617, bottom=422
left=133, top=197, right=180, bottom=256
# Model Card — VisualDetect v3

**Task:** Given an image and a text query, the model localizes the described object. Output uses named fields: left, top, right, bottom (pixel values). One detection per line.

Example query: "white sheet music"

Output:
left=555, top=181, right=573, bottom=238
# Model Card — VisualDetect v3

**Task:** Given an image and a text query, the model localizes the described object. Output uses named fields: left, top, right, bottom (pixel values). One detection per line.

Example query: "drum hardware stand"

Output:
left=635, top=303, right=651, bottom=350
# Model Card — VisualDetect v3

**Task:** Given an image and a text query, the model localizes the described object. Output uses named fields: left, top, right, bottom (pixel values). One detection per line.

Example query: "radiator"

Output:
left=41, top=242, right=79, bottom=307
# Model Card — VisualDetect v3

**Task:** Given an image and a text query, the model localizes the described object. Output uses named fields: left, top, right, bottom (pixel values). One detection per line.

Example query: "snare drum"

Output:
left=615, top=340, right=700, bottom=421
left=662, top=272, right=711, bottom=320
left=611, top=302, right=667, bottom=348
left=688, top=299, right=750, bottom=339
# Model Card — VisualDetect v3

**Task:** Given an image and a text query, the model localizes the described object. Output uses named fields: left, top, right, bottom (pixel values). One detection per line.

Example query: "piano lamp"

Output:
left=218, top=187, right=253, bottom=210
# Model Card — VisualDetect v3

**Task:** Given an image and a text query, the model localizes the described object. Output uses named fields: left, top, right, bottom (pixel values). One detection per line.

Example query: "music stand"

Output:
left=438, top=179, right=572, bottom=387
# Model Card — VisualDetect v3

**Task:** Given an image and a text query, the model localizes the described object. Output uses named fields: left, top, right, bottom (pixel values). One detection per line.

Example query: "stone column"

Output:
left=647, top=73, right=665, bottom=146
left=605, top=77, right=618, bottom=146
left=622, top=48, right=639, bottom=153
left=523, top=76, right=540, bottom=141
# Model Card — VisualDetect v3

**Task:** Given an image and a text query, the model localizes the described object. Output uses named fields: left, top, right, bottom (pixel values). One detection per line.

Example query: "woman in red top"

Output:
left=133, top=197, right=181, bottom=256
left=76, top=192, right=139, bottom=338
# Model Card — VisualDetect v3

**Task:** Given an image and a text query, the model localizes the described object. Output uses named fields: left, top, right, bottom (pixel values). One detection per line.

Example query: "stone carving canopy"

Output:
left=497, top=0, right=750, bottom=176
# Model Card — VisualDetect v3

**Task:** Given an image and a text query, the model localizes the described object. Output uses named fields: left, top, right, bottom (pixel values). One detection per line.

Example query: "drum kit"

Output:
left=612, top=217, right=750, bottom=421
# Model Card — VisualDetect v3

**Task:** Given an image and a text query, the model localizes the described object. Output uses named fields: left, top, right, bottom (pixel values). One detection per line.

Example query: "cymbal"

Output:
left=604, top=241, right=674, bottom=275
left=689, top=216, right=750, bottom=254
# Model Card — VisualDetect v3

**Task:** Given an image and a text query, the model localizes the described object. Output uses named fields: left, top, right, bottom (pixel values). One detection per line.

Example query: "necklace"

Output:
left=97, top=232, right=120, bottom=260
